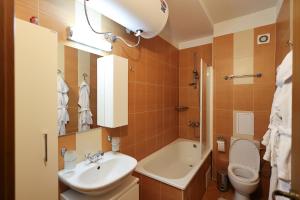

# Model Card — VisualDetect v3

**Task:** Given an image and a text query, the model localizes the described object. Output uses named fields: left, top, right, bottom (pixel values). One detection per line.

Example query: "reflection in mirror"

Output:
left=57, top=43, right=100, bottom=136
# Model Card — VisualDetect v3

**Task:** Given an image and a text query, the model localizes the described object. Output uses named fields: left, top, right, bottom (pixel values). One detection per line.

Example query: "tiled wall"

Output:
left=276, top=0, right=291, bottom=66
left=213, top=24, right=276, bottom=199
left=102, top=38, right=179, bottom=160
left=178, top=44, right=212, bottom=140
left=15, top=0, right=179, bottom=170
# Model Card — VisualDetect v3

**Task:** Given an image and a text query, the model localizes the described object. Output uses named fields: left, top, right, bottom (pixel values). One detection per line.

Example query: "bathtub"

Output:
left=135, top=138, right=211, bottom=190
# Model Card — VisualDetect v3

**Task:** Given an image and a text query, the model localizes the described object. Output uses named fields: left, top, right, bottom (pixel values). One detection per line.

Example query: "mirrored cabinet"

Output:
left=57, top=44, right=128, bottom=136
left=57, top=44, right=100, bottom=136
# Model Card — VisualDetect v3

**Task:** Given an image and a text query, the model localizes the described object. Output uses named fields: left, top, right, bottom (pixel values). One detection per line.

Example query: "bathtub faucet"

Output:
left=85, top=151, right=104, bottom=164
left=188, top=121, right=200, bottom=128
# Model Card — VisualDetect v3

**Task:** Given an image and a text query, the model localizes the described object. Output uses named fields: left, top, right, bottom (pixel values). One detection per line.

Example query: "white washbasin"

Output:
left=58, top=152, right=137, bottom=196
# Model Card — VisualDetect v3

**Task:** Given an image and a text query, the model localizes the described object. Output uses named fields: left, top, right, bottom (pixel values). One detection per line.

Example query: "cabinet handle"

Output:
left=43, top=133, right=48, bottom=166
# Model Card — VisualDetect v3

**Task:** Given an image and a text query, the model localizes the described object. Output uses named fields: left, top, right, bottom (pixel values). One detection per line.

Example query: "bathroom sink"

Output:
left=58, top=152, right=137, bottom=196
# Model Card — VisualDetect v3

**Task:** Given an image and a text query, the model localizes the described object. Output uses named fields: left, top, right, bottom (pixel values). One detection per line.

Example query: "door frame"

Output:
left=0, top=0, right=15, bottom=199
left=292, top=0, right=300, bottom=193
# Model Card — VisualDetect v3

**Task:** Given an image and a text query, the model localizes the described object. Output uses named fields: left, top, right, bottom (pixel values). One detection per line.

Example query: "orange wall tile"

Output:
left=276, top=0, right=291, bottom=67
left=178, top=44, right=212, bottom=140
left=212, top=24, right=276, bottom=199
left=15, top=1, right=180, bottom=196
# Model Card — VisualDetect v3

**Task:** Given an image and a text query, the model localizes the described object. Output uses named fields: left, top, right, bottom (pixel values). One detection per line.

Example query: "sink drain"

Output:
left=189, top=165, right=193, bottom=167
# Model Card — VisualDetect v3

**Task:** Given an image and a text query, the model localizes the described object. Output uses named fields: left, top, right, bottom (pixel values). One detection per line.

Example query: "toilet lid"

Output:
left=229, top=139, right=260, bottom=171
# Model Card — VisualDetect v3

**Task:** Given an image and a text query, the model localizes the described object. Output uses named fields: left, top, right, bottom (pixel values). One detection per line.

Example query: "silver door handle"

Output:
left=273, top=190, right=300, bottom=200
left=43, top=133, right=48, bottom=166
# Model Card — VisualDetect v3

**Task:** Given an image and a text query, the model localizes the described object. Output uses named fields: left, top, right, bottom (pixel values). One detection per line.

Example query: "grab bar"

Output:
left=224, top=72, right=262, bottom=80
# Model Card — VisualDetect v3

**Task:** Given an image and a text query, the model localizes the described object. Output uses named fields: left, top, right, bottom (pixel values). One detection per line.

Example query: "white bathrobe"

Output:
left=262, top=51, right=292, bottom=200
left=57, top=76, right=70, bottom=135
left=78, top=81, right=93, bottom=131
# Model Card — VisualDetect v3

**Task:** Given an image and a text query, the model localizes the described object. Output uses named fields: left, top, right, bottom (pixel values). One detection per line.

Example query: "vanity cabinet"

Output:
left=15, top=19, right=58, bottom=200
left=97, top=55, right=128, bottom=128
left=60, top=176, right=139, bottom=200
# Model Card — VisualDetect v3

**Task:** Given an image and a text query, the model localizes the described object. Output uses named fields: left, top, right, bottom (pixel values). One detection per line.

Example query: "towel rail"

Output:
left=224, top=72, right=262, bottom=80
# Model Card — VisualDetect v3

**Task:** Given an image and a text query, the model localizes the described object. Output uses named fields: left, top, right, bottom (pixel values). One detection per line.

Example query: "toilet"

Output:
left=228, top=137, right=260, bottom=200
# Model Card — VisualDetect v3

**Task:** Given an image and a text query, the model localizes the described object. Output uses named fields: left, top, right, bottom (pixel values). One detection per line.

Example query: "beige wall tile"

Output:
left=58, top=134, right=76, bottom=170
left=76, top=128, right=102, bottom=162
left=233, top=29, right=254, bottom=85
left=234, top=29, right=254, bottom=59
left=233, top=57, right=254, bottom=84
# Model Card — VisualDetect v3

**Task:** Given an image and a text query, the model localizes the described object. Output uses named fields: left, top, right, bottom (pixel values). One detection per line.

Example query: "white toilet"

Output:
left=228, top=137, right=260, bottom=200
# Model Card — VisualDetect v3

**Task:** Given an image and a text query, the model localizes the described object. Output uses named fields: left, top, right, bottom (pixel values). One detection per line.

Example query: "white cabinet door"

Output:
left=15, top=19, right=58, bottom=200
left=118, top=184, right=139, bottom=200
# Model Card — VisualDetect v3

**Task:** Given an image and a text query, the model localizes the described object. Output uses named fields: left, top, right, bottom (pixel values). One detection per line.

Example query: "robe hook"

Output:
left=83, top=72, right=88, bottom=80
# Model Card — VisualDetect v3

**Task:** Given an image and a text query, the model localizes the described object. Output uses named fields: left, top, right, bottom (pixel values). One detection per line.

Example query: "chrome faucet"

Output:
left=85, top=151, right=104, bottom=164
left=188, top=121, right=200, bottom=128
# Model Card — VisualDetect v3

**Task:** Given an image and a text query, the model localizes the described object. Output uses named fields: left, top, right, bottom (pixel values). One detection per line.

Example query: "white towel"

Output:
left=276, top=51, right=293, bottom=87
left=276, top=82, right=292, bottom=181
left=263, top=51, right=292, bottom=199
left=57, top=76, right=70, bottom=135
left=268, top=167, right=290, bottom=200
left=78, top=81, right=93, bottom=131
left=269, top=166, right=278, bottom=200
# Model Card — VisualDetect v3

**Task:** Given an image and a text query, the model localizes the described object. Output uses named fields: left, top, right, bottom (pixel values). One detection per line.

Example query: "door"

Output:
left=274, top=0, right=300, bottom=199
left=0, top=0, right=15, bottom=200
left=292, top=0, right=300, bottom=195
left=15, top=19, right=58, bottom=200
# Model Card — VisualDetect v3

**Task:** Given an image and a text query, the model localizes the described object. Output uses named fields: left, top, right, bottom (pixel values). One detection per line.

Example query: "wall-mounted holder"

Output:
left=175, top=106, right=189, bottom=112
left=216, top=136, right=226, bottom=152
left=107, top=135, right=120, bottom=152
left=61, top=147, right=67, bottom=157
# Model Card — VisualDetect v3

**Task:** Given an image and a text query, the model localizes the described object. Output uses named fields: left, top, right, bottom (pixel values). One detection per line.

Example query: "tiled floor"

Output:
left=202, top=181, right=234, bottom=200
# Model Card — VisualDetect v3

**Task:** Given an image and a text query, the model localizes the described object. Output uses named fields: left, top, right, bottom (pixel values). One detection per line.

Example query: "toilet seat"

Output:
left=228, top=163, right=259, bottom=183
left=229, top=139, right=260, bottom=171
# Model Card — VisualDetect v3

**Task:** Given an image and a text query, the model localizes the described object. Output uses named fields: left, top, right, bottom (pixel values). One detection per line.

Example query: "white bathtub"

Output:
left=135, top=138, right=211, bottom=190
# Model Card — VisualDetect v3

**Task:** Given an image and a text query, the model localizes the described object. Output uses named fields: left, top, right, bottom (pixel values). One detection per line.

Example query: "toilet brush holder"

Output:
left=217, top=170, right=229, bottom=192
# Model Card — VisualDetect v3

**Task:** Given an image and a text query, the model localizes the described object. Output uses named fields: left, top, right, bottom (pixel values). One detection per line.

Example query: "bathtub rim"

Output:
left=135, top=138, right=212, bottom=190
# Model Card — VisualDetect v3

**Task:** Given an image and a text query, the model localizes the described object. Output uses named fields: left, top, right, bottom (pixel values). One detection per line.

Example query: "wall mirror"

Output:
left=57, top=43, right=102, bottom=136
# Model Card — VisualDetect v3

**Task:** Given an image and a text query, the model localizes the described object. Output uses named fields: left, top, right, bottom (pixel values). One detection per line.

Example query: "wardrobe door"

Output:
left=15, top=19, right=58, bottom=200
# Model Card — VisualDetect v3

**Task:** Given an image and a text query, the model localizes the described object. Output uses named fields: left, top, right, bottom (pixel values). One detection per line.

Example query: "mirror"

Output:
left=57, top=43, right=101, bottom=136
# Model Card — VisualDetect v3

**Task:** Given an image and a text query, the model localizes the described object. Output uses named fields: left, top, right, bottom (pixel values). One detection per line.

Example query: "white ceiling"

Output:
left=201, top=0, right=278, bottom=23
left=160, top=0, right=213, bottom=47
left=160, top=0, right=279, bottom=48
